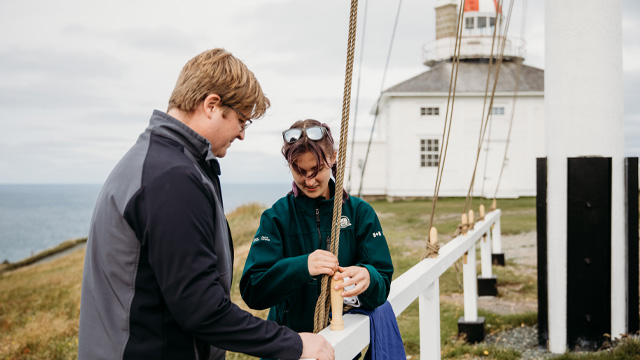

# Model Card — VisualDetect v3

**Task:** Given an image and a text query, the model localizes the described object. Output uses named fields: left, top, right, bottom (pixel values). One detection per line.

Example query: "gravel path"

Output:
left=474, top=232, right=554, bottom=359
left=485, top=325, right=555, bottom=360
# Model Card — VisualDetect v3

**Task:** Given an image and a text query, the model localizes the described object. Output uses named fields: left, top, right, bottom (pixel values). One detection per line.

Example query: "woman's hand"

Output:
left=308, top=250, right=339, bottom=277
left=334, top=266, right=370, bottom=297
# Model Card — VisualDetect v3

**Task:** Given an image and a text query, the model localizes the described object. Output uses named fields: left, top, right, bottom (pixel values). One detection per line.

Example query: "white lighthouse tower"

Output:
left=426, top=0, right=524, bottom=66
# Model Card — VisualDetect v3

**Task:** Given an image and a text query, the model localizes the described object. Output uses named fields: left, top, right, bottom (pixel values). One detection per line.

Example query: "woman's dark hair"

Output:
left=282, top=119, right=337, bottom=179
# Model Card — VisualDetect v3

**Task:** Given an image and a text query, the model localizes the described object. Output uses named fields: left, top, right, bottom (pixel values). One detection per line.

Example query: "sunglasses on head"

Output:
left=282, top=126, right=328, bottom=144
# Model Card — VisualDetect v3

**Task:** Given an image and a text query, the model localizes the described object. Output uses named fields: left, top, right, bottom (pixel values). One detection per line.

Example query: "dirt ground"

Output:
left=441, top=231, right=540, bottom=315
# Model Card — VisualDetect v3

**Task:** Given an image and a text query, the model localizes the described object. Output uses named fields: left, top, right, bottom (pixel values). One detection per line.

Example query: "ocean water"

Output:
left=0, top=182, right=291, bottom=263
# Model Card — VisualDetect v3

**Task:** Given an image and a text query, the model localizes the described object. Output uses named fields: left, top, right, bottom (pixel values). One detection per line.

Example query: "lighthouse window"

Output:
left=490, top=106, right=505, bottom=115
left=420, top=139, right=440, bottom=167
left=490, top=17, right=496, bottom=27
left=465, top=17, right=474, bottom=29
left=477, top=17, right=487, bottom=29
left=421, top=107, right=440, bottom=116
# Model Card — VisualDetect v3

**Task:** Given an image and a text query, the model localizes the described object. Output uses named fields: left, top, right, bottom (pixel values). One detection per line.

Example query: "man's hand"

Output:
left=299, top=333, right=334, bottom=360
left=307, top=250, right=339, bottom=277
left=333, top=266, right=371, bottom=297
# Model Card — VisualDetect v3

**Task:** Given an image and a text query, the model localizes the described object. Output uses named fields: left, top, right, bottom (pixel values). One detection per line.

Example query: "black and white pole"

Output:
left=539, top=0, right=638, bottom=353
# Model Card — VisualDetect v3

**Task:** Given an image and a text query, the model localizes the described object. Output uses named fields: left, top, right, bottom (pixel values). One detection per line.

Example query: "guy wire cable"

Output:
left=493, top=0, right=527, bottom=200
left=464, top=0, right=504, bottom=213
left=479, top=0, right=504, bottom=198
left=357, top=0, right=403, bottom=198
left=347, top=0, right=369, bottom=193
left=480, top=111, right=495, bottom=198
left=424, top=0, right=467, bottom=255
left=463, top=0, right=515, bottom=216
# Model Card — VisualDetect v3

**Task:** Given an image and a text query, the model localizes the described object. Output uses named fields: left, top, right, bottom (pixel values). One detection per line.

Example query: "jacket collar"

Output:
left=291, top=179, right=348, bottom=210
left=147, top=110, right=220, bottom=175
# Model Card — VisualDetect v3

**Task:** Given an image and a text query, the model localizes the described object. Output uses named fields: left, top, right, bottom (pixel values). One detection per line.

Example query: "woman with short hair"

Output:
left=240, top=119, right=394, bottom=342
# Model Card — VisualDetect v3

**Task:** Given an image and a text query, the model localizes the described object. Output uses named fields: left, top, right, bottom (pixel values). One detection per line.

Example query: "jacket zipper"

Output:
left=316, top=207, right=322, bottom=249
left=316, top=207, right=331, bottom=251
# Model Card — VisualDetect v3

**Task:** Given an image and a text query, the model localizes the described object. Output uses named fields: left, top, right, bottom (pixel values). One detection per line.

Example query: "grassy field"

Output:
left=0, top=197, right=638, bottom=359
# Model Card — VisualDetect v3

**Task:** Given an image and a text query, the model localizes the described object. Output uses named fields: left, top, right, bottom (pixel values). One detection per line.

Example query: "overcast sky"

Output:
left=0, top=0, right=638, bottom=185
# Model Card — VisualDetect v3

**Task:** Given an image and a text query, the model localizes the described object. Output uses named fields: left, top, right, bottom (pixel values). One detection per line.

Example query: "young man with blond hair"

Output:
left=78, top=48, right=334, bottom=360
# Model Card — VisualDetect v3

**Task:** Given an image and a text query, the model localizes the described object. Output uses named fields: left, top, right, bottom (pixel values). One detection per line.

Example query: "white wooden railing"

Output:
left=311, top=209, right=502, bottom=360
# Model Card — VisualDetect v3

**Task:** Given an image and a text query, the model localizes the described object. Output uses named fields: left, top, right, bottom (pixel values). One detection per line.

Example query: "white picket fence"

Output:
left=311, top=209, right=502, bottom=360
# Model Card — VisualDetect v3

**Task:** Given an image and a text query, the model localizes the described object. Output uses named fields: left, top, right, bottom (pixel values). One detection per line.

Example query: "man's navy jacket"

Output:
left=78, top=110, right=302, bottom=360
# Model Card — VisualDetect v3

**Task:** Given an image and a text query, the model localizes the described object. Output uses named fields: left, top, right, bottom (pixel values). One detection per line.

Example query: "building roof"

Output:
left=385, top=61, right=544, bottom=94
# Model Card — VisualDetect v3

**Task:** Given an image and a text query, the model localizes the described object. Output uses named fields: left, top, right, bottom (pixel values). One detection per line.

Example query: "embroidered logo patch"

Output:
left=252, top=236, right=271, bottom=243
left=372, top=231, right=382, bottom=238
left=340, top=216, right=352, bottom=229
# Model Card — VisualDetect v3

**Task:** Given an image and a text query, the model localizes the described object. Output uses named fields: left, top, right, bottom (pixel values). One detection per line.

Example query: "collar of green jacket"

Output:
left=290, top=179, right=349, bottom=206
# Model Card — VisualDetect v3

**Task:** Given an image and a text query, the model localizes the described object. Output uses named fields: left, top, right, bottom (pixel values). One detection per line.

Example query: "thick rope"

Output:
left=423, top=241, right=441, bottom=259
left=423, top=0, right=466, bottom=259
left=313, top=0, right=359, bottom=333
left=464, top=0, right=504, bottom=214
left=463, top=0, right=514, bottom=216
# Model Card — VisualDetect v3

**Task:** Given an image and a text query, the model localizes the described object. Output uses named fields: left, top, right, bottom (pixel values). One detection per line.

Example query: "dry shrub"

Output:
left=0, top=247, right=84, bottom=360
left=0, top=311, right=78, bottom=358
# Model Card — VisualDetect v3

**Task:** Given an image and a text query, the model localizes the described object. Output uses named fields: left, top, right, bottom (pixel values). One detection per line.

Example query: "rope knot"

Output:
left=421, top=240, right=440, bottom=260
left=454, top=221, right=471, bottom=236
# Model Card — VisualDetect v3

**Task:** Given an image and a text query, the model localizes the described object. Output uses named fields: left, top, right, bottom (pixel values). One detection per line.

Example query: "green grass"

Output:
left=369, top=197, right=536, bottom=240
left=442, top=342, right=522, bottom=360
left=554, top=337, right=640, bottom=360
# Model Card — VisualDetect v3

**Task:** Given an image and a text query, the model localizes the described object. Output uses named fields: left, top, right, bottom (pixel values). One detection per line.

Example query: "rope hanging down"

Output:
left=313, top=0, right=359, bottom=333
left=423, top=0, right=467, bottom=259
left=463, top=0, right=515, bottom=217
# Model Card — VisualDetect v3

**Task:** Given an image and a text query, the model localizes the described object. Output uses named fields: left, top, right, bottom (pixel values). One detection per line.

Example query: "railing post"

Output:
left=478, top=209, right=497, bottom=296
left=310, top=210, right=502, bottom=356
left=493, top=216, right=502, bottom=254
left=420, top=280, right=441, bottom=360
left=463, top=243, right=478, bottom=321
left=459, top=239, right=486, bottom=343
left=491, top=214, right=505, bottom=266
left=481, top=232, right=492, bottom=277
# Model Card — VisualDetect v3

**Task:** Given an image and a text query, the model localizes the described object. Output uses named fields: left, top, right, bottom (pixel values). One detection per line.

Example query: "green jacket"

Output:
left=240, top=182, right=394, bottom=334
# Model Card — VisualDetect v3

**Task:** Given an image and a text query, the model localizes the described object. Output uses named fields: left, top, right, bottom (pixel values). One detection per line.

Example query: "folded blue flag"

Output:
left=346, top=301, right=406, bottom=360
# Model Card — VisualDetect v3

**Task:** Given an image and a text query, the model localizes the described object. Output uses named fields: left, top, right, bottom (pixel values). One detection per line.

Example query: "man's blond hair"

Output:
left=168, top=48, right=270, bottom=119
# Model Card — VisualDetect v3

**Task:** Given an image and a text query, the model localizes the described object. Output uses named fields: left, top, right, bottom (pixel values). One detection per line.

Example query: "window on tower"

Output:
left=477, top=16, right=487, bottom=29
left=420, top=139, right=440, bottom=167
left=489, top=16, right=496, bottom=27
left=421, top=107, right=440, bottom=116
left=465, top=17, right=474, bottom=29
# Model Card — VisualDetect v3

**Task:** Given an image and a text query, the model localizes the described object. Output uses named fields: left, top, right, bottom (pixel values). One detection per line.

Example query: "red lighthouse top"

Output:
left=464, top=0, right=502, bottom=14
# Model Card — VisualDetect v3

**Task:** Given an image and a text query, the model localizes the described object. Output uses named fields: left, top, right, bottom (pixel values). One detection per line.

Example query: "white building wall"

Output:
left=345, top=141, right=387, bottom=196
left=348, top=91, right=544, bottom=199
left=480, top=95, right=545, bottom=198
left=387, top=96, right=448, bottom=197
